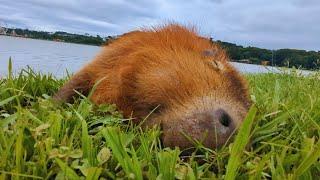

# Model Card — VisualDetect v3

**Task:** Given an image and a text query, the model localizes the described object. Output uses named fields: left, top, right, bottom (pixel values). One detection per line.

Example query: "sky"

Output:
left=0, top=0, right=319, bottom=51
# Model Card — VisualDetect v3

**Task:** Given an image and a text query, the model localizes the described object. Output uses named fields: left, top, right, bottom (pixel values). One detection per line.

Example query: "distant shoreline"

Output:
left=1, top=34, right=317, bottom=72
left=1, top=26, right=320, bottom=71
left=0, top=34, right=101, bottom=47
left=0, top=26, right=112, bottom=46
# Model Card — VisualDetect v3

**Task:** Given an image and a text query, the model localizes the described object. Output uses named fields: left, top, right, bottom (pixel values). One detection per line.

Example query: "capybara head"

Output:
left=54, top=24, right=251, bottom=150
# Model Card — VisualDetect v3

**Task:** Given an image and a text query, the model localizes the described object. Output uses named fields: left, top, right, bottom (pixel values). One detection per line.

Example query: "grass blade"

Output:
left=0, top=95, right=18, bottom=107
left=225, top=105, right=257, bottom=179
left=86, top=167, right=102, bottom=180
left=55, top=158, right=80, bottom=180
left=293, top=140, right=320, bottom=178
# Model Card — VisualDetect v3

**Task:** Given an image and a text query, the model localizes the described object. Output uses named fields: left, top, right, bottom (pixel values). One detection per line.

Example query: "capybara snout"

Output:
left=161, top=108, right=241, bottom=149
left=54, top=24, right=251, bottom=149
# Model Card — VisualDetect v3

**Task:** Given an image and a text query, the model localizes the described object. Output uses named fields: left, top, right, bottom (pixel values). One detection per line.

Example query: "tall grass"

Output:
left=0, top=62, right=320, bottom=179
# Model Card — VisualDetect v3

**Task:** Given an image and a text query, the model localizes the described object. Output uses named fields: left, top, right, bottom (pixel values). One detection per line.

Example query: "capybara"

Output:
left=53, top=24, right=251, bottom=149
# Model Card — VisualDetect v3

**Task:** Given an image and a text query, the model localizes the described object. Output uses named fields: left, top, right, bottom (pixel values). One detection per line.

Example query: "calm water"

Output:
left=0, top=36, right=310, bottom=77
left=0, top=36, right=99, bottom=77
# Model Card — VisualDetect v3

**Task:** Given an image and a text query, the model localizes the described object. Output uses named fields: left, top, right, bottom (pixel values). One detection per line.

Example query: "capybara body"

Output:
left=54, top=24, right=251, bottom=149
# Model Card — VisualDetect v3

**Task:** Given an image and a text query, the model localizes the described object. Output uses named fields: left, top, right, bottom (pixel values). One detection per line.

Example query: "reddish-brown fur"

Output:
left=54, top=24, right=251, bottom=149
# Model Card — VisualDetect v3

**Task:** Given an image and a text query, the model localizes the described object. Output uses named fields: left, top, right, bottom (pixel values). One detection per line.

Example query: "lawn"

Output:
left=1, top=63, right=320, bottom=179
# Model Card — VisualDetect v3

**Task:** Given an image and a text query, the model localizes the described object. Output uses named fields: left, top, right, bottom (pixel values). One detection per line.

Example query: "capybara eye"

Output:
left=149, top=105, right=162, bottom=114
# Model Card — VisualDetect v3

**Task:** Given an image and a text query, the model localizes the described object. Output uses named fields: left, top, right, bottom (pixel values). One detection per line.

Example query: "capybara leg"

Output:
left=53, top=71, right=92, bottom=102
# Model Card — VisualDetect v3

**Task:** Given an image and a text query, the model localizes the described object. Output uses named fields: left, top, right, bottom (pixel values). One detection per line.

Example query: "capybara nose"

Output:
left=201, top=108, right=236, bottom=135
left=214, top=108, right=232, bottom=128
left=198, top=108, right=236, bottom=147
left=162, top=108, right=237, bottom=149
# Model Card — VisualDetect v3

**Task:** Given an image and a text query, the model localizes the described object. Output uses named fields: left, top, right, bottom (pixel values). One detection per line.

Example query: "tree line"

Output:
left=216, top=40, right=320, bottom=70
left=4, top=27, right=114, bottom=46
left=2, top=27, right=319, bottom=70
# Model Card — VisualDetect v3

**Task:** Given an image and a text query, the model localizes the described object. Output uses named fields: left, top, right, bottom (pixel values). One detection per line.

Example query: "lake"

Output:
left=0, top=36, right=310, bottom=78
left=0, top=36, right=99, bottom=77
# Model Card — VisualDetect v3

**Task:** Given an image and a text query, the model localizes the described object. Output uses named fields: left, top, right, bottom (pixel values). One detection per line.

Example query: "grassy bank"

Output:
left=1, top=66, right=320, bottom=179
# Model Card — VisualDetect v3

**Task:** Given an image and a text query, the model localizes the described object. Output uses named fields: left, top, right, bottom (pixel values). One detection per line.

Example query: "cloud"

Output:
left=0, top=0, right=319, bottom=50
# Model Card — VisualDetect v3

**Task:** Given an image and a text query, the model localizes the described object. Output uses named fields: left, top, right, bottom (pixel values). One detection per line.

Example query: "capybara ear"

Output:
left=53, top=70, right=92, bottom=102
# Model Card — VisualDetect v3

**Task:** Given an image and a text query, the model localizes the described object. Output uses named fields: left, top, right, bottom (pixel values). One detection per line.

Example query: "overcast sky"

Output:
left=0, top=0, right=319, bottom=50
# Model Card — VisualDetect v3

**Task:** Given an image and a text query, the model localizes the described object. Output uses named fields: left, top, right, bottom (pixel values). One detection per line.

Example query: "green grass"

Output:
left=1, top=62, right=320, bottom=179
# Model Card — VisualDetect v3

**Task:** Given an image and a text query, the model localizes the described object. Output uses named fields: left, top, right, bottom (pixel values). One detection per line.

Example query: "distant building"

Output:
left=53, top=38, right=64, bottom=42
left=11, top=29, right=17, bottom=36
left=0, top=27, right=7, bottom=35
left=238, top=59, right=252, bottom=64
left=9, top=29, right=24, bottom=37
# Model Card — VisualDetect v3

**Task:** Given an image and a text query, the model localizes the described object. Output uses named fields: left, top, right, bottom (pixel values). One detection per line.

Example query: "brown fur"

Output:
left=54, top=24, right=251, bottom=149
